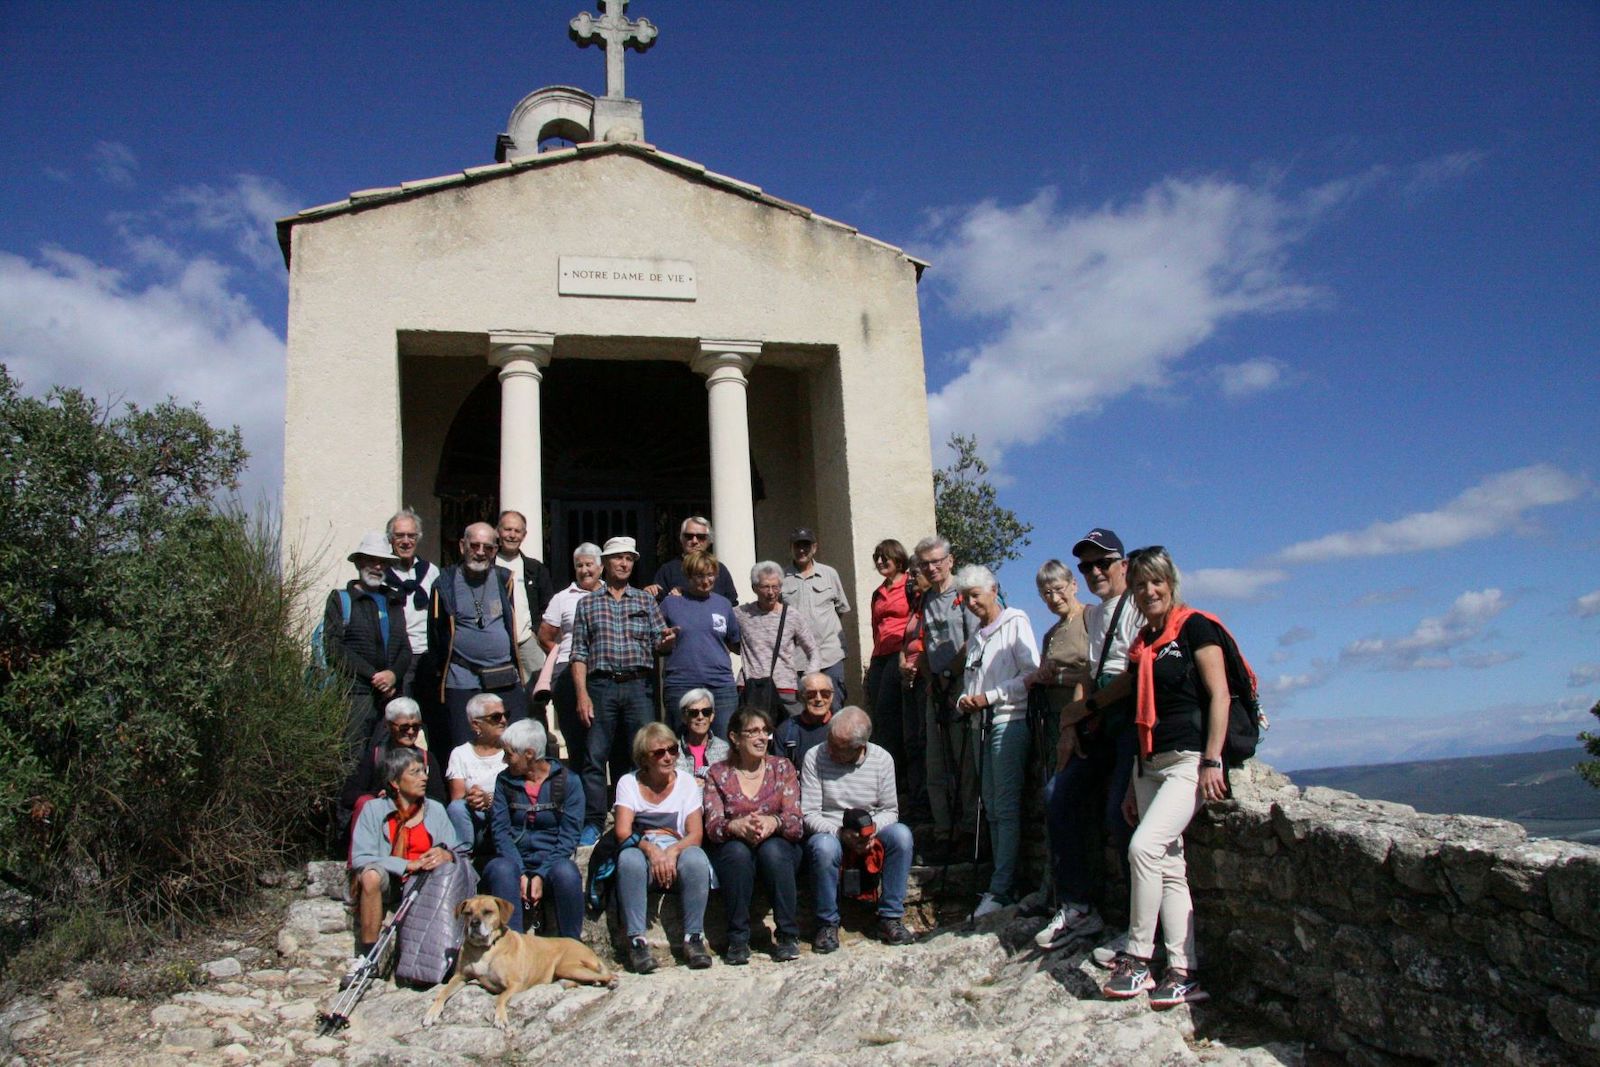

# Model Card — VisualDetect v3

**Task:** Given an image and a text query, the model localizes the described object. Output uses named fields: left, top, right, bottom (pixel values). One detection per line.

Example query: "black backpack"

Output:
left=1187, top=614, right=1264, bottom=768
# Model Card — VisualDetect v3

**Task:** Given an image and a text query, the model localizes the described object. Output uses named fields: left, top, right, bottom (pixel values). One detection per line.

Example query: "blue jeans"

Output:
left=482, top=855, right=585, bottom=939
left=445, top=799, right=490, bottom=856
left=616, top=844, right=711, bottom=938
left=710, top=837, right=800, bottom=942
left=977, top=714, right=1030, bottom=901
left=582, top=676, right=654, bottom=816
left=662, top=682, right=739, bottom=740
left=804, top=821, right=913, bottom=925
left=1044, top=726, right=1136, bottom=908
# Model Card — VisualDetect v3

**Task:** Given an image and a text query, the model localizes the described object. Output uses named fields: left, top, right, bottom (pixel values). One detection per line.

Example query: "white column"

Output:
left=488, top=332, right=553, bottom=551
left=691, top=341, right=761, bottom=594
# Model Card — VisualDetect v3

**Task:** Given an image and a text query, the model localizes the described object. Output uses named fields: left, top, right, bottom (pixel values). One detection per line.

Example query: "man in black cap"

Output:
left=1036, top=527, right=1145, bottom=955
left=782, top=527, right=851, bottom=710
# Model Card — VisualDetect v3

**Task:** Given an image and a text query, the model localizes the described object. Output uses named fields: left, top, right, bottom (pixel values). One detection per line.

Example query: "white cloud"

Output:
left=1184, top=567, right=1289, bottom=600
left=166, top=175, right=297, bottom=273
left=1276, top=465, right=1587, bottom=564
left=1403, top=150, right=1485, bottom=198
left=91, top=140, right=138, bottom=186
left=1341, top=588, right=1511, bottom=671
left=1458, top=650, right=1522, bottom=670
left=1570, top=664, right=1600, bottom=689
left=1216, top=357, right=1284, bottom=398
left=0, top=247, right=285, bottom=507
left=1575, top=590, right=1600, bottom=618
left=1261, top=663, right=1333, bottom=700
left=920, top=175, right=1341, bottom=465
left=1278, top=625, right=1315, bottom=647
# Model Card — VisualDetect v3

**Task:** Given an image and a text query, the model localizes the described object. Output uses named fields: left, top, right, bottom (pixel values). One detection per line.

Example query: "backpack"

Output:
left=309, top=590, right=352, bottom=672
left=505, top=767, right=570, bottom=844
left=1188, top=617, right=1264, bottom=768
left=394, top=845, right=475, bottom=986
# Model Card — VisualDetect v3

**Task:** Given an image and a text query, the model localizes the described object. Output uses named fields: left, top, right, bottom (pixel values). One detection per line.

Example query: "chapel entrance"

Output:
left=433, top=358, right=717, bottom=584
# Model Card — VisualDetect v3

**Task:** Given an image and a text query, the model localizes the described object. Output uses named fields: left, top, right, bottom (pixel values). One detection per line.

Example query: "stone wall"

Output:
left=1186, top=763, right=1600, bottom=1064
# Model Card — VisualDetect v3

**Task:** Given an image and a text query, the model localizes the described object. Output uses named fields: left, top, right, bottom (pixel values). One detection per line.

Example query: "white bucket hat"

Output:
left=600, top=535, right=639, bottom=559
left=348, top=530, right=400, bottom=564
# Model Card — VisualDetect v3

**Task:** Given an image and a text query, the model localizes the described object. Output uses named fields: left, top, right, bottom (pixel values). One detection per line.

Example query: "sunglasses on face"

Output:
left=682, top=531, right=709, bottom=542
left=684, top=707, right=714, bottom=719
left=394, top=722, right=422, bottom=734
left=465, top=542, right=496, bottom=554
left=803, top=689, right=833, bottom=699
left=478, top=713, right=507, bottom=724
left=1077, top=557, right=1123, bottom=575
left=649, top=745, right=680, bottom=759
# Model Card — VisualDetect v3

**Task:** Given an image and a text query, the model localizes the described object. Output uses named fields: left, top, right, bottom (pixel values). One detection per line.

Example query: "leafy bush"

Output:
left=933, top=433, right=1033, bottom=570
left=0, top=366, right=346, bottom=973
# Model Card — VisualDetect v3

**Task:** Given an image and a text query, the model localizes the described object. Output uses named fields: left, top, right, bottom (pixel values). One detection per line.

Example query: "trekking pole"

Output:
left=973, top=707, right=992, bottom=863
left=317, top=869, right=431, bottom=1036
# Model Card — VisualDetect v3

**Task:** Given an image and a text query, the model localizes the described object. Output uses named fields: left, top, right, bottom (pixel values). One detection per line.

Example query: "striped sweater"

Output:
left=799, top=741, right=898, bottom=836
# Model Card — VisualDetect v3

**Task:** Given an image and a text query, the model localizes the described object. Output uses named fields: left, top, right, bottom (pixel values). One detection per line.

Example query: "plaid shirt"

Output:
left=570, top=585, right=667, bottom=673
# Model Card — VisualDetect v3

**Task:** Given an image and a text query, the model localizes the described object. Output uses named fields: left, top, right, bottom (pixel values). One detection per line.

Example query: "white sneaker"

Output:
left=1034, top=903, right=1105, bottom=950
left=970, top=893, right=1004, bottom=920
left=1092, top=931, right=1130, bottom=968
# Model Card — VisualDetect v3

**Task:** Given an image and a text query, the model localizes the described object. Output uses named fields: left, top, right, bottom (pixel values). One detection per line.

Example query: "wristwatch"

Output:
left=1199, top=757, right=1223, bottom=769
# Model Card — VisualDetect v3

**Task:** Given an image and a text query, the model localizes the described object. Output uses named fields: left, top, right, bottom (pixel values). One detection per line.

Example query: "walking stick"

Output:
left=317, top=869, right=431, bottom=1036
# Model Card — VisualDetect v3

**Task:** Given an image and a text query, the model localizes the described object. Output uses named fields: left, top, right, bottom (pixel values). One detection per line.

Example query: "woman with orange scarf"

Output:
left=1100, top=546, right=1230, bottom=1010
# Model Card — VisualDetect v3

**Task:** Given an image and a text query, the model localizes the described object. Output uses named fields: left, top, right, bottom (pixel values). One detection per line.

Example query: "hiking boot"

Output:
left=969, top=892, right=1005, bottom=921
left=812, top=924, right=841, bottom=954
left=683, top=933, right=713, bottom=969
left=723, top=937, right=751, bottom=966
left=1035, top=903, right=1105, bottom=950
left=1092, top=931, right=1130, bottom=968
left=628, top=937, right=658, bottom=975
left=1150, top=969, right=1209, bottom=1009
left=578, top=824, right=601, bottom=848
left=772, top=936, right=801, bottom=963
left=1102, top=954, right=1155, bottom=999
left=876, top=916, right=915, bottom=946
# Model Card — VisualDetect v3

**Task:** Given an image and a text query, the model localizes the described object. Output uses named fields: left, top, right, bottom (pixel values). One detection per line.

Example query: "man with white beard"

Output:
left=323, top=531, right=413, bottom=763
left=429, top=522, right=530, bottom=750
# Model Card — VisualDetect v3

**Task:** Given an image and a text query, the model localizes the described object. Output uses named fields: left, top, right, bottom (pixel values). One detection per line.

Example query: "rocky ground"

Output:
left=2, top=860, right=1308, bottom=1067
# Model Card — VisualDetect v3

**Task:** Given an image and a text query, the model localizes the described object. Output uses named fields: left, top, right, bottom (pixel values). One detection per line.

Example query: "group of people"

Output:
left=324, top=510, right=1245, bottom=1008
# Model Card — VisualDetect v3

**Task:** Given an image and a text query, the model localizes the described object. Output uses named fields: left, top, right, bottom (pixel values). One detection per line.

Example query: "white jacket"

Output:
left=962, top=607, right=1040, bottom=725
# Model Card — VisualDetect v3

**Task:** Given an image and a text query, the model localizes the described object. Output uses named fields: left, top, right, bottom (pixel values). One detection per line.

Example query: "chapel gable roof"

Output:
left=274, top=140, right=928, bottom=279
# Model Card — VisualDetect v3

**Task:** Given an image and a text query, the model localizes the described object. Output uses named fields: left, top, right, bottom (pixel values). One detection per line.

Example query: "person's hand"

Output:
left=522, top=873, right=543, bottom=905
left=957, top=692, right=989, bottom=714
left=577, top=690, right=595, bottom=727
left=657, top=627, right=679, bottom=652
left=643, top=584, right=662, bottom=597
left=1199, top=764, right=1229, bottom=804
left=667, top=588, right=683, bottom=598
left=1055, top=729, right=1083, bottom=773
left=467, top=785, right=491, bottom=812
left=1121, top=788, right=1140, bottom=828
left=372, top=669, right=397, bottom=695
left=645, top=844, right=676, bottom=888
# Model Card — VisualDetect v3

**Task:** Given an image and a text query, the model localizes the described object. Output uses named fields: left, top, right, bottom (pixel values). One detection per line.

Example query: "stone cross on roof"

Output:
left=569, top=0, right=658, bottom=100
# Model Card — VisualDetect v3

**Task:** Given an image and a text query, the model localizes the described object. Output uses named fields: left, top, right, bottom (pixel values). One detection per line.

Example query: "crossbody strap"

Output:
left=768, top=604, right=787, bottom=675
left=1093, top=592, right=1130, bottom=685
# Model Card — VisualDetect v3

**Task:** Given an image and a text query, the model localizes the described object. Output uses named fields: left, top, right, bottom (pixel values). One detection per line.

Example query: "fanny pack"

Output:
left=478, top=663, right=519, bottom=691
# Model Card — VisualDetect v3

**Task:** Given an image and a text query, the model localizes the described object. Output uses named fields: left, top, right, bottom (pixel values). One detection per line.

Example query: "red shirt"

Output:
left=386, top=814, right=434, bottom=862
left=870, top=575, right=911, bottom=658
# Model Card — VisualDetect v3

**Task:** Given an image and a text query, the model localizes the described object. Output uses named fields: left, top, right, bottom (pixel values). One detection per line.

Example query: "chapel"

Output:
left=277, top=2, right=937, bottom=679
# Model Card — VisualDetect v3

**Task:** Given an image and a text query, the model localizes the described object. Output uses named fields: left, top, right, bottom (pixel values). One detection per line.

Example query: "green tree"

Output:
left=932, top=433, right=1033, bottom=570
left=0, top=365, right=345, bottom=968
left=1579, top=699, right=1600, bottom=789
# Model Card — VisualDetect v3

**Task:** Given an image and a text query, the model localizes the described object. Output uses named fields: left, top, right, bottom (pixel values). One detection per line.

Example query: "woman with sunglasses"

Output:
left=336, top=697, right=447, bottom=844
left=675, top=689, right=730, bottom=779
left=703, top=706, right=804, bottom=964
left=614, top=721, right=713, bottom=973
left=866, top=539, right=914, bottom=794
left=1100, top=546, right=1230, bottom=1009
left=444, top=692, right=511, bottom=855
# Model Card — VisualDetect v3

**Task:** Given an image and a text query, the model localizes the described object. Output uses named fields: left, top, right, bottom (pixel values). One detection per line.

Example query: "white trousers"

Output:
left=1126, top=750, right=1202, bottom=971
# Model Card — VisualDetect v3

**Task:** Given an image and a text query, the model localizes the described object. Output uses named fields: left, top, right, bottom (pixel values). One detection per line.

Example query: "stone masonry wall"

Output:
left=1185, top=763, right=1600, bottom=1065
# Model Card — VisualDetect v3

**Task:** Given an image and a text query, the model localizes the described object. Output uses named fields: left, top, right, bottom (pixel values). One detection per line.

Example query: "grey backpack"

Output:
left=394, top=848, right=475, bottom=986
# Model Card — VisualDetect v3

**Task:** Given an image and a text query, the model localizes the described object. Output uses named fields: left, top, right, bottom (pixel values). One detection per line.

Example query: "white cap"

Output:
left=348, top=530, right=400, bottom=564
left=600, top=536, right=639, bottom=559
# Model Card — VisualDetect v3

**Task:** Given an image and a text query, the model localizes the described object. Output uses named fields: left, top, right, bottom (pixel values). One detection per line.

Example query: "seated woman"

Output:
left=445, top=693, right=509, bottom=857
left=660, top=551, right=743, bottom=738
left=614, top=722, right=713, bottom=974
left=703, top=707, right=803, bottom=964
left=484, top=719, right=585, bottom=938
left=675, top=689, right=730, bottom=780
left=1097, top=546, right=1231, bottom=1009
left=953, top=563, right=1040, bottom=920
left=338, top=697, right=447, bottom=843
left=349, top=746, right=457, bottom=957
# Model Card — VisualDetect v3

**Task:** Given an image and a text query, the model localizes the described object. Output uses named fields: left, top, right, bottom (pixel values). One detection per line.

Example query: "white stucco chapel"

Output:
left=277, top=2, right=937, bottom=676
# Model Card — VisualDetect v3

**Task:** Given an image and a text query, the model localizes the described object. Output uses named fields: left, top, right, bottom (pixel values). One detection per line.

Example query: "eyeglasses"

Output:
left=684, top=707, right=714, bottom=719
left=682, top=531, right=709, bottom=542
left=739, top=728, right=772, bottom=738
left=394, top=722, right=422, bottom=734
left=390, top=533, right=418, bottom=542
left=920, top=554, right=950, bottom=568
left=872, top=553, right=890, bottom=562
left=803, top=688, right=834, bottom=699
left=1077, top=557, right=1123, bottom=575
left=478, top=713, right=507, bottom=724
left=464, top=542, right=496, bottom=554
left=648, top=745, right=680, bottom=759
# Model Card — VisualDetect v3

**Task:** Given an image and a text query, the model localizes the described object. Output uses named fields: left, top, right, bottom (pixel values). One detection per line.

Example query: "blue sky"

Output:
left=2, top=2, right=1596, bottom=770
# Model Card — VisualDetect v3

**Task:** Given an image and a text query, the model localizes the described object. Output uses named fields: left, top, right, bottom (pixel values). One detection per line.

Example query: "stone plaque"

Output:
left=558, top=256, right=697, bottom=300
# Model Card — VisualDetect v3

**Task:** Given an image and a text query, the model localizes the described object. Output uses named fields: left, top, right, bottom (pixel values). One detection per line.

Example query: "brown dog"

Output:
left=422, top=895, right=617, bottom=1029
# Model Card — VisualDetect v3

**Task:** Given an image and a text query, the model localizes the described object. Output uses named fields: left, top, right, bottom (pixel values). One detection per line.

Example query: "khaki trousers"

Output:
left=1126, top=750, right=1202, bottom=971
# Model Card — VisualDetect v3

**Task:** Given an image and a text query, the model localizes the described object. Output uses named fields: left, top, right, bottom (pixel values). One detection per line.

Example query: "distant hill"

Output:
left=1290, top=746, right=1600, bottom=844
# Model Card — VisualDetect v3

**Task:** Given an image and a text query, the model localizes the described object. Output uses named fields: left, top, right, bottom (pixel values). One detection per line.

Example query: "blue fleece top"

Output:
left=490, top=758, right=584, bottom=880
left=660, top=592, right=741, bottom=687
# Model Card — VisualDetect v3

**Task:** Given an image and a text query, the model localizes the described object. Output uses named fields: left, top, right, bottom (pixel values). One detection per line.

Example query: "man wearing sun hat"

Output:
left=569, top=536, right=676, bottom=809
left=324, top=530, right=414, bottom=763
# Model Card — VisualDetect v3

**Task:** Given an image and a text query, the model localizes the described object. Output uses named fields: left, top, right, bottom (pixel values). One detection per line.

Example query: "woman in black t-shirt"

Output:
left=1101, top=546, right=1230, bottom=1010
